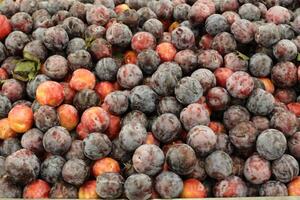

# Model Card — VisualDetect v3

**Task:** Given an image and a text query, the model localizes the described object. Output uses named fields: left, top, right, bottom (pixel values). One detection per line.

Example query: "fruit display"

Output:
left=1, top=0, right=300, bottom=199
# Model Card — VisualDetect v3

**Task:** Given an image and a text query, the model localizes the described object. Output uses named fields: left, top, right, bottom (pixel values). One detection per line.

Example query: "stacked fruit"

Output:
left=1, top=0, right=300, bottom=198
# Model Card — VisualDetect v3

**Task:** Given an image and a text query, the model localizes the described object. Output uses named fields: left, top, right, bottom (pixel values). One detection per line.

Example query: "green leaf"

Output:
left=13, top=52, right=41, bottom=82
left=13, top=60, right=40, bottom=82
left=23, top=51, right=40, bottom=63
left=235, top=51, right=250, bottom=61
left=297, top=53, right=300, bottom=62
left=85, top=37, right=95, bottom=49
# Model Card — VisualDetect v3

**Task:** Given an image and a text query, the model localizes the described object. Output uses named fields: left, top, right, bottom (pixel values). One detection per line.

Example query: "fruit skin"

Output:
left=256, top=129, right=286, bottom=161
left=0, top=15, right=12, bottom=40
left=175, top=77, right=203, bottom=105
left=1, top=79, right=25, bottom=102
left=244, top=154, right=272, bottom=185
left=249, top=53, right=272, bottom=77
left=79, top=180, right=98, bottom=199
left=43, top=126, right=72, bottom=155
left=23, top=179, right=51, bottom=199
left=155, top=171, right=183, bottom=199
left=180, top=178, right=207, bottom=198
left=151, top=62, right=182, bottom=96
left=259, top=181, right=288, bottom=197
left=205, top=150, right=233, bottom=180
left=61, top=82, right=76, bottom=104
left=152, top=113, right=182, bottom=143
left=8, top=105, right=33, bottom=133
left=5, top=31, right=31, bottom=55
left=0, top=68, right=8, bottom=80
left=26, top=74, right=50, bottom=100
left=131, top=31, right=156, bottom=53
left=106, top=23, right=132, bottom=47
left=36, top=81, right=64, bottom=107
left=83, top=132, right=112, bottom=160
left=214, top=176, right=247, bottom=197
left=86, top=5, right=110, bottom=26
left=207, top=87, right=230, bottom=111
left=65, top=140, right=86, bottom=161
left=205, top=14, right=229, bottom=36
left=272, top=154, right=299, bottom=183
left=124, top=173, right=152, bottom=200
left=226, top=71, right=254, bottom=99
left=223, top=105, right=250, bottom=130
left=57, top=104, right=79, bottom=131
left=238, top=3, right=261, bottom=21
left=10, top=12, right=33, bottom=34
left=266, top=6, right=291, bottom=25
left=0, top=118, right=17, bottom=140
left=180, top=103, right=210, bottom=131
left=212, top=32, right=237, bottom=55
left=224, top=52, right=248, bottom=72
left=0, top=137, right=21, bottom=157
left=43, top=26, right=69, bottom=51
left=289, top=132, right=300, bottom=160
left=129, top=85, right=158, bottom=113
left=287, top=102, right=300, bottom=117
left=119, top=122, right=147, bottom=152
left=171, top=26, right=195, bottom=49
left=96, top=172, right=124, bottom=199
left=188, top=1, right=215, bottom=26
left=0, top=175, right=22, bottom=198
left=21, top=128, right=44, bottom=156
left=270, top=111, right=298, bottom=137
left=95, top=81, right=119, bottom=102
left=259, top=78, right=275, bottom=94
left=105, top=114, right=121, bottom=140
left=273, top=39, right=297, bottom=61
left=229, top=121, right=258, bottom=149
left=73, top=89, right=100, bottom=113
left=214, top=68, right=233, bottom=88
left=166, top=144, right=197, bottom=176
left=4, top=149, right=40, bottom=185
left=70, top=69, right=96, bottom=91
left=41, top=155, right=66, bottom=184
left=288, top=176, right=300, bottom=196
left=104, top=91, right=129, bottom=115
left=81, top=107, right=110, bottom=133
left=117, top=64, right=143, bottom=89
left=231, top=19, right=255, bottom=44
left=34, top=105, right=59, bottom=132
left=92, top=157, right=120, bottom=177
left=89, top=38, right=112, bottom=60
left=122, top=110, right=148, bottom=128
left=95, top=57, right=119, bottom=82
left=132, top=144, right=165, bottom=176
left=49, top=181, right=78, bottom=199
left=42, top=55, right=68, bottom=80
left=187, top=125, right=217, bottom=157
left=156, top=42, right=177, bottom=62
left=157, top=96, right=182, bottom=117
left=62, top=158, right=89, bottom=186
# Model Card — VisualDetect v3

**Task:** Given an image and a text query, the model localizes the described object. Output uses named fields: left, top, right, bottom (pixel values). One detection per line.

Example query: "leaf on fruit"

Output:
left=23, top=51, right=40, bottom=63
left=85, top=37, right=95, bottom=49
left=235, top=51, right=249, bottom=61
left=13, top=52, right=41, bottom=82
left=297, top=53, right=300, bottom=62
